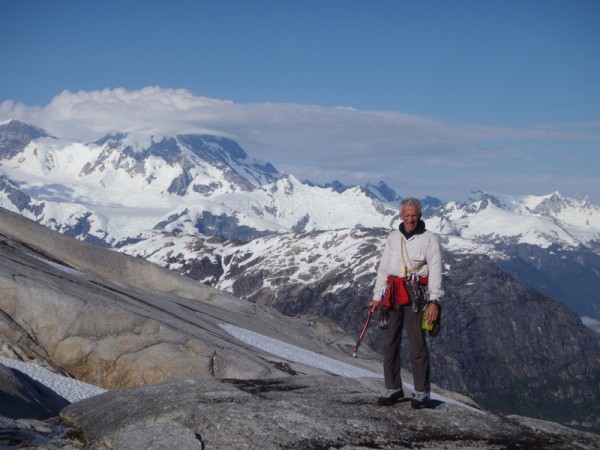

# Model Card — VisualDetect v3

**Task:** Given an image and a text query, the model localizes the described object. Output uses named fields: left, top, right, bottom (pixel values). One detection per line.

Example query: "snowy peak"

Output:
left=524, top=191, right=570, bottom=214
left=320, top=180, right=352, bottom=194
left=429, top=191, right=600, bottom=250
left=303, top=179, right=397, bottom=202
left=364, top=183, right=443, bottom=209
left=467, top=190, right=600, bottom=232
left=83, top=132, right=280, bottom=194
left=0, top=119, right=54, bottom=159
left=0, top=123, right=281, bottom=202
left=522, top=192, right=600, bottom=226
left=213, top=174, right=397, bottom=233
left=364, top=181, right=399, bottom=203
left=177, top=134, right=280, bottom=190
left=180, top=134, right=247, bottom=161
left=465, top=191, right=504, bottom=211
left=92, top=132, right=129, bottom=149
left=1, top=121, right=599, bottom=256
left=0, top=121, right=398, bottom=243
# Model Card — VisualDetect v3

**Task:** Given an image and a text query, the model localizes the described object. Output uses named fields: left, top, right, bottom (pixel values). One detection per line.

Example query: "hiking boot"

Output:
left=377, top=389, right=405, bottom=406
left=410, top=391, right=430, bottom=409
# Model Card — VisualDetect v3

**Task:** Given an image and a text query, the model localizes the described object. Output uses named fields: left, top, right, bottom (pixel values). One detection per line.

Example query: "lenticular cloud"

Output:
left=1, top=86, right=597, bottom=203
left=39, top=87, right=235, bottom=141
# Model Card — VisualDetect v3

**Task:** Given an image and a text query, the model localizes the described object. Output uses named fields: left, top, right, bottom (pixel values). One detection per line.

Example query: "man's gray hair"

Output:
left=400, top=197, right=422, bottom=216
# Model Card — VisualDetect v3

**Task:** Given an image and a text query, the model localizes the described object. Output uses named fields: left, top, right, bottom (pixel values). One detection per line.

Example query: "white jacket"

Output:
left=372, top=227, right=444, bottom=303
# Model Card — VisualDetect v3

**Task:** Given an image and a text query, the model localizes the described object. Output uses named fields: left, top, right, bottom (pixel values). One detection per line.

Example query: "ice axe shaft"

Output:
left=352, top=309, right=373, bottom=357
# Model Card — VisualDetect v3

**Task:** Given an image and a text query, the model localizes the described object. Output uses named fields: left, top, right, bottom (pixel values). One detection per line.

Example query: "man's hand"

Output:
left=424, top=302, right=440, bottom=323
left=368, top=300, right=380, bottom=313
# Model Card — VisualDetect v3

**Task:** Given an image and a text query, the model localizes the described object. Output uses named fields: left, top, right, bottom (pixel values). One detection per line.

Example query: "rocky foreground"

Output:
left=1, top=206, right=600, bottom=449
left=3, top=371, right=600, bottom=449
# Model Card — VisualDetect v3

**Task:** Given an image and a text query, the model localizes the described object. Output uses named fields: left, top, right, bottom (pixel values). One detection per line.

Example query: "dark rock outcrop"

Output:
left=0, top=120, right=51, bottom=159
left=0, top=365, right=69, bottom=420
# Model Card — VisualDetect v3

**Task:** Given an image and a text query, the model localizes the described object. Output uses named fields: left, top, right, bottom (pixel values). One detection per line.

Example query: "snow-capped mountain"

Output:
left=364, top=180, right=401, bottom=203
left=0, top=120, right=396, bottom=244
left=429, top=191, right=600, bottom=251
left=2, top=119, right=599, bottom=252
left=1, top=119, right=600, bottom=327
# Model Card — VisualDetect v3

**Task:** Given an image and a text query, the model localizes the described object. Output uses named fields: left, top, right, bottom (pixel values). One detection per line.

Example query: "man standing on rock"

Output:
left=368, top=197, right=443, bottom=409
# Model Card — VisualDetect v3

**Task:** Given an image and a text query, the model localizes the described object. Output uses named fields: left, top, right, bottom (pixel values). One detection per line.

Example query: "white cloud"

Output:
left=1, top=86, right=599, bottom=202
left=3, top=86, right=593, bottom=148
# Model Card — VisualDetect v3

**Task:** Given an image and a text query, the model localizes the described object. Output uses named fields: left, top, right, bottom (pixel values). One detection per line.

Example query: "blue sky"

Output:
left=1, top=0, right=599, bottom=203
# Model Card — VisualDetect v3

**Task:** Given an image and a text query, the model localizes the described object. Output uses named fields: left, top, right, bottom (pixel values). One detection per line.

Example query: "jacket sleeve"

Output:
left=372, top=233, right=392, bottom=301
left=425, top=232, right=444, bottom=302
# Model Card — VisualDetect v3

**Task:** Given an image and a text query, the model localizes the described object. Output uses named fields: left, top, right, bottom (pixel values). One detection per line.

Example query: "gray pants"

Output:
left=382, top=305, right=430, bottom=392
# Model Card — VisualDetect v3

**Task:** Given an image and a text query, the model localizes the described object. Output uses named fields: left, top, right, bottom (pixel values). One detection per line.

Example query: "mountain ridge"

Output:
left=1, top=120, right=599, bottom=326
left=2, top=120, right=599, bottom=250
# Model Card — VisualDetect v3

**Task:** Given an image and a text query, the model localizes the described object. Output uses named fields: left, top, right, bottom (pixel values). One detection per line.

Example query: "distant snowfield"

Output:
left=0, top=323, right=477, bottom=410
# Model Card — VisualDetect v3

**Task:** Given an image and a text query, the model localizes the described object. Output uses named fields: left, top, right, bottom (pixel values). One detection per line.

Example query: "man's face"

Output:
left=401, top=205, right=420, bottom=233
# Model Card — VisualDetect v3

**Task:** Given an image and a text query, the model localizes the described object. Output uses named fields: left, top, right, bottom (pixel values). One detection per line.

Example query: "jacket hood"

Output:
left=399, top=220, right=426, bottom=239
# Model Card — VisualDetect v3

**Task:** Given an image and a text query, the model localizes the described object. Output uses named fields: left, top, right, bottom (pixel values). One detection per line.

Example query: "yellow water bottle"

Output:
left=421, top=310, right=433, bottom=331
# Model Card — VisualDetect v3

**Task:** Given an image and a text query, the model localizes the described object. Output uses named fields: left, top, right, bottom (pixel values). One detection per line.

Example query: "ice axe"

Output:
left=352, top=309, right=374, bottom=357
